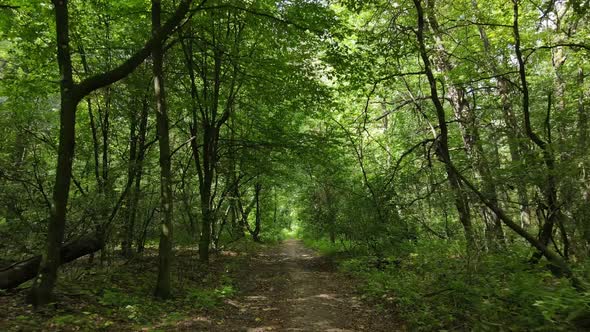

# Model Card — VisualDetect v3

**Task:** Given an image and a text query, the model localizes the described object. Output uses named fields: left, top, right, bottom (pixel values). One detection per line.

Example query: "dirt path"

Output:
left=214, top=239, right=401, bottom=332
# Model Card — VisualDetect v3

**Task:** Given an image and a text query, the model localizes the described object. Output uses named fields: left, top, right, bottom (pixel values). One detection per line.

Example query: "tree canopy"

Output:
left=1, top=0, right=590, bottom=330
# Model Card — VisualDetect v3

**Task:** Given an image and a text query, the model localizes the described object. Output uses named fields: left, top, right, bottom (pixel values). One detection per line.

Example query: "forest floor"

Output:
left=0, top=239, right=402, bottom=331
left=214, top=239, right=401, bottom=331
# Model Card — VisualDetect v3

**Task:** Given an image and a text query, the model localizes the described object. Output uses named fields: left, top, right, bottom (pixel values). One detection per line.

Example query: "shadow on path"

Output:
left=213, top=239, right=402, bottom=332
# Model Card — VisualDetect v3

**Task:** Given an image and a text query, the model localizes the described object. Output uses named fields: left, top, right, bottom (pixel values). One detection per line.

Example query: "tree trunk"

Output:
left=511, top=0, right=562, bottom=262
left=121, top=109, right=138, bottom=257
left=199, top=187, right=213, bottom=262
left=471, top=0, right=531, bottom=228
left=180, top=162, right=199, bottom=242
left=152, top=0, right=174, bottom=299
left=1, top=233, right=104, bottom=290
left=251, top=183, right=262, bottom=242
left=576, top=67, right=590, bottom=251
left=27, top=0, right=78, bottom=306
left=412, top=0, right=476, bottom=254
left=123, top=97, right=148, bottom=257
left=26, top=0, right=195, bottom=306
left=197, top=47, right=223, bottom=262
left=426, top=0, right=504, bottom=249
left=498, top=77, right=532, bottom=227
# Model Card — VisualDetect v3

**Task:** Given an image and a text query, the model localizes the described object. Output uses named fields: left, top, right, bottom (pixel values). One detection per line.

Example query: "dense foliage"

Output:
left=1, top=0, right=589, bottom=330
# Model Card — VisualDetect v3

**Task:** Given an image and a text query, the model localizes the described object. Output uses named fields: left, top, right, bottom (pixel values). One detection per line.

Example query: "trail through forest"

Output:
left=217, top=239, right=400, bottom=331
left=4, top=0, right=589, bottom=329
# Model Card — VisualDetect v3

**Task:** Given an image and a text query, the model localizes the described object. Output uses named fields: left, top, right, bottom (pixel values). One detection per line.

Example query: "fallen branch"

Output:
left=0, top=232, right=104, bottom=290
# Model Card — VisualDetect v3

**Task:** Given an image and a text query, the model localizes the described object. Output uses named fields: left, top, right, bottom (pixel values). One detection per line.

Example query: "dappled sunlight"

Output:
left=286, top=319, right=355, bottom=332
left=207, top=239, right=397, bottom=331
left=174, top=315, right=212, bottom=327
left=315, top=293, right=337, bottom=300
left=246, top=326, right=280, bottom=331
left=288, top=293, right=341, bottom=303
left=220, top=250, right=239, bottom=257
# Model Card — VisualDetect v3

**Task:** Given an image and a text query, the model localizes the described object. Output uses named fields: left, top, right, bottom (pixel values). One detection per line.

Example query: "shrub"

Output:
left=335, top=239, right=588, bottom=331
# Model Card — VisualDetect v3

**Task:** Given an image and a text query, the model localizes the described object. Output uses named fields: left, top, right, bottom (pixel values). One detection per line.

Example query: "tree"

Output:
left=27, top=0, right=196, bottom=306
left=152, top=0, right=174, bottom=299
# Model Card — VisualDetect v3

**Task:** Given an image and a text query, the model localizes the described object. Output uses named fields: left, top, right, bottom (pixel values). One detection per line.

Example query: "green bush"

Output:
left=335, top=239, right=588, bottom=331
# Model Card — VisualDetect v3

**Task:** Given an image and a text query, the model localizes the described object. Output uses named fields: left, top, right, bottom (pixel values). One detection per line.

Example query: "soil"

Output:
left=212, top=239, right=402, bottom=332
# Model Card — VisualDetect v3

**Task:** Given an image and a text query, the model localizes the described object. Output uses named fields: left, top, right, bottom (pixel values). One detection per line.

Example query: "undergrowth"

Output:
left=1, top=245, right=246, bottom=332
left=303, top=237, right=590, bottom=331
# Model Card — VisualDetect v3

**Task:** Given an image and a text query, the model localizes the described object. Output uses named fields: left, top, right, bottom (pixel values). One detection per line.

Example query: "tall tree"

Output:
left=412, top=0, right=476, bottom=253
left=152, top=0, right=174, bottom=299
left=425, top=0, right=504, bottom=249
left=180, top=6, right=243, bottom=262
left=27, top=0, right=196, bottom=306
left=511, top=0, right=562, bottom=262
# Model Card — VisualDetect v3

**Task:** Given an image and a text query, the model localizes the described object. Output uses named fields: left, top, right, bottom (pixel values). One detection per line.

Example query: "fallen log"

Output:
left=0, top=232, right=104, bottom=289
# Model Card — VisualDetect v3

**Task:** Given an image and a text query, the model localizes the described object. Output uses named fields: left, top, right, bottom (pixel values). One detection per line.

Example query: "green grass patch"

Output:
left=186, top=284, right=236, bottom=310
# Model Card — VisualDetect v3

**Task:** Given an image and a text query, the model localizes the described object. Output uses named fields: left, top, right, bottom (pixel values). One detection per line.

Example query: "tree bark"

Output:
left=122, top=97, right=149, bottom=257
left=152, top=0, right=174, bottom=299
left=1, top=233, right=104, bottom=290
left=576, top=67, right=590, bottom=250
left=27, top=0, right=78, bottom=306
left=412, top=0, right=476, bottom=253
left=250, top=183, right=262, bottom=242
left=512, top=0, right=562, bottom=261
left=197, top=47, right=224, bottom=262
left=197, top=122, right=216, bottom=262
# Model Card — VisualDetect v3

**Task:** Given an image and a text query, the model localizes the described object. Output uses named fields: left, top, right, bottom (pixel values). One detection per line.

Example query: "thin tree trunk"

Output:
left=152, top=0, right=174, bottom=299
left=198, top=49, right=223, bottom=263
left=137, top=206, right=157, bottom=254
left=576, top=67, right=590, bottom=251
left=197, top=122, right=216, bottom=262
left=180, top=160, right=199, bottom=242
left=251, top=183, right=262, bottom=242
left=471, top=0, right=531, bottom=228
left=122, top=98, right=148, bottom=257
left=512, top=0, right=562, bottom=262
left=498, top=78, right=532, bottom=227
left=425, top=0, right=504, bottom=249
left=180, top=29, right=214, bottom=262
left=237, top=188, right=256, bottom=233
left=412, top=0, right=476, bottom=254
left=122, top=107, right=138, bottom=257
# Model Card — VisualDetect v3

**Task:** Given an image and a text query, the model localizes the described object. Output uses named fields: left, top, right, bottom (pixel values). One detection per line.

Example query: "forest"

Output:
left=1, top=0, right=589, bottom=330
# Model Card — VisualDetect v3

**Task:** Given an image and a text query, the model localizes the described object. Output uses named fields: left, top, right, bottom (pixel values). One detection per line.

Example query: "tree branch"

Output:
left=73, top=0, right=205, bottom=100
